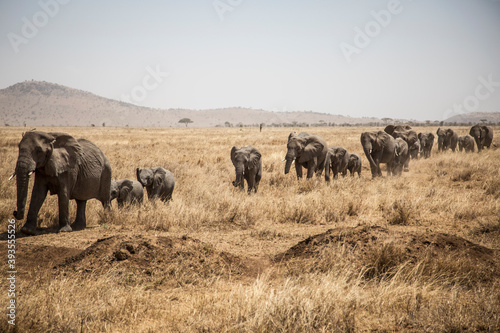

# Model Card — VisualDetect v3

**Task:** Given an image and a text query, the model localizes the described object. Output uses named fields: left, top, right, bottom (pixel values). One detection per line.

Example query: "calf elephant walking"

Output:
left=136, top=167, right=175, bottom=202
left=458, top=135, right=475, bottom=153
left=324, top=146, right=349, bottom=181
left=231, top=145, right=262, bottom=194
left=110, top=179, right=144, bottom=206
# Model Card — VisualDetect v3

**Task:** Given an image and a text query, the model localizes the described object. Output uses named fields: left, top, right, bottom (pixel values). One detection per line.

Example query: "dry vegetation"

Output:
left=1, top=126, right=499, bottom=332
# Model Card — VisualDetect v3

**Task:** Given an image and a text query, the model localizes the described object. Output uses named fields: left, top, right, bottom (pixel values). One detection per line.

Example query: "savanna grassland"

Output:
left=1, top=126, right=499, bottom=332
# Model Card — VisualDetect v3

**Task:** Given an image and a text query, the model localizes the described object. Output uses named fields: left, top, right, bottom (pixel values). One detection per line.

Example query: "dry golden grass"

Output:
left=0, top=126, right=499, bottom=332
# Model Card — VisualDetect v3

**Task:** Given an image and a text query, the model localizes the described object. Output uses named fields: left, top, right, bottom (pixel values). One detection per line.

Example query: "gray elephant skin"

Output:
left=136, top=167, right=175, bottom=202
left=324, top=146, right=349, bottom=181
left=360, top=131, right=396, bottom=178
left=285, top=132, right=328, bottom=179
left=393, top=138, right=409, bottom=176
left=11, top=131, right=112, bottom=235
left=418, top=132, right=434, bottom=159
left=408, top=139, right=420, bottom=160
left=436, top=128, right=458, bottom=152
left=384, top=125, right=417, bottom=171
left=469, top=125, right=493, bottom=152
left=110, top=179, right=144, bottom=206
left=458, top=135, right=475, bottom=153
left=231, top=145, right=262, bottom=194
left=347, top=152, right=362, bottom=177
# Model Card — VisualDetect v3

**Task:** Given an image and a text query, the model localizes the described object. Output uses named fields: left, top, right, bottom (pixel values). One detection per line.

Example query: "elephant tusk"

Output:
left=8, top=172, right=16, bottom=181
left=28, top=171, right=34, bottom=177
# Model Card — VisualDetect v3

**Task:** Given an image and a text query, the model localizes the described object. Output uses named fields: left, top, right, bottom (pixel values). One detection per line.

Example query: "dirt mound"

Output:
left=60, top=235, right=248, bottom=287
left=276, top=225, right=499, bottom=282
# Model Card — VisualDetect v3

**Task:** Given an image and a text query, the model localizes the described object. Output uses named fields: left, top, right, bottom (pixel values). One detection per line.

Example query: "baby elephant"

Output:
left=110, top=179, right=144, bottom=207
left=231, top=145, right=262, bottom=194
left=347, top=152, right=362, bottom=177
left=136, top=167, right=175, bottom=202
left=325, top=146, right=349, bottom=181
left=458, top=135, right=475, bottom=153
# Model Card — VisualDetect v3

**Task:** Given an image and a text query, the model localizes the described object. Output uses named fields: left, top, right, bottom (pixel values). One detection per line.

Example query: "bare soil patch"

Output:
left=58, top=234, right=251, bottom=288
left=276, top=225, right=499, bottom=283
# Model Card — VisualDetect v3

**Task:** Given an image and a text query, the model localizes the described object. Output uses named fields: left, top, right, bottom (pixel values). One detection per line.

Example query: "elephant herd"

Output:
left=10, top=130, right=174, bottom=235
left=362, top=124, right=493, bottom=178
left=9, top=125, right=494, bottom=235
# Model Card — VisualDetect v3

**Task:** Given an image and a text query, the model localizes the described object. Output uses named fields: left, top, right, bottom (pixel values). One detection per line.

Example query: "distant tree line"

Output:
left=215, top=120, right=500, bottom=128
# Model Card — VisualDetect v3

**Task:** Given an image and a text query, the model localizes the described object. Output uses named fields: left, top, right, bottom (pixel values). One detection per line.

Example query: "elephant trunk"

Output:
left=362, top=146, right=378, bottom=177
left=13, top=158, right=35, bottom=220
left=233, top=166, right=244, bottom=190
left=284, top=151, right=295, bottom=175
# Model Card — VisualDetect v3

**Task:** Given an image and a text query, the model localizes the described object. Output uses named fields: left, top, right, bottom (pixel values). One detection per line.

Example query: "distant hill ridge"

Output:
left=0, top=81, right=498, bottom=127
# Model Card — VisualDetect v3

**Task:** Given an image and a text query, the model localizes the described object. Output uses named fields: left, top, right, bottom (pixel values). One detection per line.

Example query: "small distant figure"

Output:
left=259, top=123, right=263, bottom=132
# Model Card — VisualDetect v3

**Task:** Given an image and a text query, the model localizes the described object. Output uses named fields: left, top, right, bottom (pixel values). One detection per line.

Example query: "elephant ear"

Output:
left=384, top=125, right=395, bottom=135
left=299, top=137, right=324, bottom=163
left=248, top=147, right=261, bottom=170
left=230, top=146, right=238, bottom=165
left=481, top=126, right=490, bottom=139
left=153, top=168, right=166, bottom=188
left=44, top=133, right=82, bottom=177
left=49, top=133, right=83, bottom=156
left=44, top=149, right=71, bottom=177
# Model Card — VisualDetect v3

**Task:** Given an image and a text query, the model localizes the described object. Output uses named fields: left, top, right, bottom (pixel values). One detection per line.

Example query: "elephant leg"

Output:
left=71, top=199, right=87, bottom=231
left=295, top=163, right=303, bottom=179
left=247, top=172, right=255, bottom=194
left=21, top=178, right=48, bottom=235
left=57, top=190, right=72, bottom=233
left=245, top=172, right=253, bottom=194
left=307, top=160, right=317, bottom=179
left=255, top=170, right=262, bottom=192
left=99, top=166, right=112, bottom=210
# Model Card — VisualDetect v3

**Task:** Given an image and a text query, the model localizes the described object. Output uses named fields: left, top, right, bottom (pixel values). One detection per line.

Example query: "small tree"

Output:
left=179, top=118, right=194, bottom=127
left=480, top=119, right=487, bottom=124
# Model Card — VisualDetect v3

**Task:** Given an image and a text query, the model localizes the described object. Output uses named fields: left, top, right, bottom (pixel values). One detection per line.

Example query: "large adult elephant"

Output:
left=384, top=125, right=417, bottom=171
left=418, top=132, right=434, bottom=159
left=458, top=135, right=475, bottom=153
left=324, top=146, right=349, bottom=181
left=360, top=131, right=396, bottom=178
left=231, top=145, right=262, bottom=194
left=469, top=124, right=494, bottom=152
left=11, top=131, right=112, bottom=235
left=436, top=128, right=458, bottom=152
left=284, top=132, right=328, bottom=179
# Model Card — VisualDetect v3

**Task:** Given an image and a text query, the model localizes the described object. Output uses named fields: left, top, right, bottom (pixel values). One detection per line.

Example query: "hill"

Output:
left=444, top=111, right=500, bottom=124
left=0, top=81, right=378, bottom=127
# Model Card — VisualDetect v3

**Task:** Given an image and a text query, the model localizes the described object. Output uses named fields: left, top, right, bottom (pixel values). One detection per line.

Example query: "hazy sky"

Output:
left=1, top=0, right=499, bottom=121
